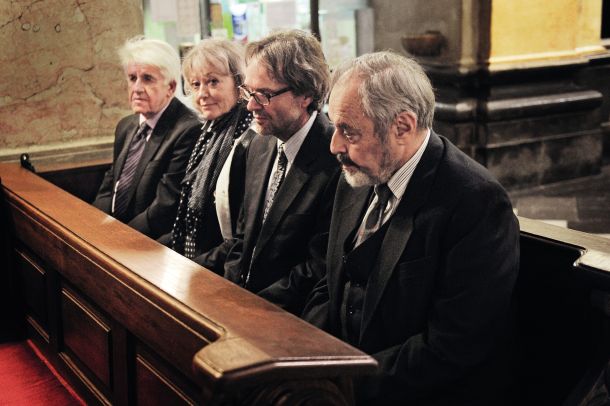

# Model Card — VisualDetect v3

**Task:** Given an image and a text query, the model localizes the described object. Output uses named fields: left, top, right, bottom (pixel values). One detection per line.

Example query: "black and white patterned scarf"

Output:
left=171, top=103, right=252, bottom=258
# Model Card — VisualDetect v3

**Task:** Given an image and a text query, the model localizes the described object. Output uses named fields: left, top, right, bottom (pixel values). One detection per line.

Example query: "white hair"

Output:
left=118, top=36, right=181, bottom=86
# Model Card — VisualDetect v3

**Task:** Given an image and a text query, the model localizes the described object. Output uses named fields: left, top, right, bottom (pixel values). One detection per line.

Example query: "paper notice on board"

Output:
left=150, top=0, right=178, bottom=22
left=177, top=0, right=201, bottom=37
left=265, top=0, right=297, bottom=29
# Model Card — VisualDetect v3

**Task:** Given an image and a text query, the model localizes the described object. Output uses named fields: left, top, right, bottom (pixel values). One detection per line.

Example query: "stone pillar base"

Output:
left=429, top=62, right=604, bottom=190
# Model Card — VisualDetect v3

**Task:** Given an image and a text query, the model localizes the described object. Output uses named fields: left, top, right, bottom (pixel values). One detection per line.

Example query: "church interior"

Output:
left=1, top=0, right=610, bottom=404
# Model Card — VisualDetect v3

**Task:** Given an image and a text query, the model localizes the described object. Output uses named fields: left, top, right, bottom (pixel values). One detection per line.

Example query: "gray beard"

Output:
left=343, top=168, right=379, bottom=187
left=343, top=147, right=399, bottom=188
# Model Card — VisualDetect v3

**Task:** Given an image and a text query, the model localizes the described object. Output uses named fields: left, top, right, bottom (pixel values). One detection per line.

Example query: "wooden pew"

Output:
left=517, top=218, right=610, bottom=405
left=0, top=163, right=377, bottom=405
left=4, top=160, right=610, bottom=405
left=36, top=158, right=111, bottom=204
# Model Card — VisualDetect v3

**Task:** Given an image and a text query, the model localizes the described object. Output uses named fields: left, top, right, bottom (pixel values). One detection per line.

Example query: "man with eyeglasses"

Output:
left=221, top=29, right=339, bottom=315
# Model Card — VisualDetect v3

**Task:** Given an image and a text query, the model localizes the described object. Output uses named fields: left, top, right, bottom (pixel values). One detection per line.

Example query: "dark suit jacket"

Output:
left=302, top=131, right=520, bottom=405
left=93, top=97, right=200, bottom=239
left=224, top=113, right=339, bottom=314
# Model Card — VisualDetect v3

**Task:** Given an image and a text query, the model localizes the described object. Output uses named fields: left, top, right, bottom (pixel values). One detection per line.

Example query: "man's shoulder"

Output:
left=310, top=111, right=334, bottom=139
left=302, top=112, right=334, bottom=152
left=161, top=98, right=201, bottom=130
left=435, top=133, right=502, bottom=188
left=115, top=114, right=139, bottom=139
left=249, top=132, right=275, bottom=152
left=426, top=137, right=510, bottom=217
left=299, top=124, right=337, bottom=173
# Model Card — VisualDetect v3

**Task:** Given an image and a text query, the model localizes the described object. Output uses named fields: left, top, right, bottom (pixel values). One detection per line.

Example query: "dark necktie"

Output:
left=355, top=184, right=391, bottom=246
left=262, top=143, right=287, bottom=223
left=113, top=122, right=149, bottom=219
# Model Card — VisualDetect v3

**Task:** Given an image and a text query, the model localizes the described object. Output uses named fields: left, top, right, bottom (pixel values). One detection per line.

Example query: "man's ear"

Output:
left=300, top=94, right=314, bottom=110
left=168, top=80, right=177, bottom=93
left=393, top=111, right=418, bottom=143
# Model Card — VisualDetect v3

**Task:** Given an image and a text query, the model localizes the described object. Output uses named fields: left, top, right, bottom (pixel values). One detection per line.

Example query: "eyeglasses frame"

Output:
left=238, top=85, right=292, bottom=106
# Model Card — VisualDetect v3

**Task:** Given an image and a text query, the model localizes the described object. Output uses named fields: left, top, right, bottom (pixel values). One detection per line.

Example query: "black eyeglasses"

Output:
left=238, top=85, right=292, bottom=106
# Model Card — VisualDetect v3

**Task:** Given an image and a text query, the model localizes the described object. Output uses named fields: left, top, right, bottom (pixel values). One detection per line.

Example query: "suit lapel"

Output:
left=243, top=135, right=276, bottom=249
left=228, top=129, right=255, bottom=233
left=124, top=98, right=178, bottom=206
left=113, top=118, right=139, bottom=183
left=252, top=115, right=333, bottom=259
left=359, top=132, right=445, bottom=339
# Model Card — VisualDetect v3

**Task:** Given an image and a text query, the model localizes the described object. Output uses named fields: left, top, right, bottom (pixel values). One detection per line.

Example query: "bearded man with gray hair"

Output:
left=302, top=51, right=519, bottom=405
left=93, top=37, right=200, bottom=239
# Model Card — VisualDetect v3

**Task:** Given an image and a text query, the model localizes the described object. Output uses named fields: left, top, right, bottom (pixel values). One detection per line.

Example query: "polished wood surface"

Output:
left=0, top=162, right=377, bottom=405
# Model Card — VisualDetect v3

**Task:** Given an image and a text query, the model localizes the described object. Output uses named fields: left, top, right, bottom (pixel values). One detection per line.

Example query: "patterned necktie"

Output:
left=355, top=184, right=391, bottom=246
left=262, top=143, right=287, bottom=223
left=113, top=122, right=149, bottom=219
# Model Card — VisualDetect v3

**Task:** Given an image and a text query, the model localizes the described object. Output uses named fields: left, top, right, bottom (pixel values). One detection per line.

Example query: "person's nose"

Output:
left=330, top=130, right=346, bottom=155
left=196, top=85, right=209, bottom=99
left=133, top=77, right=145, bottom=92
left=246, top=95, right=262, bottom=112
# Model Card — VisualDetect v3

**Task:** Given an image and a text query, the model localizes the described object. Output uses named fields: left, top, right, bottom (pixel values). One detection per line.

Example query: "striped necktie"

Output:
left=113, top=122, right=149, bottom=220
left=355, top=184, right=391, bottom=246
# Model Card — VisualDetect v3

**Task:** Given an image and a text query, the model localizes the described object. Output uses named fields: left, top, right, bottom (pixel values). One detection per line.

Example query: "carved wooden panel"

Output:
left=15, top=248, right=47, bottom=327
left=135, top=350, right=197, bottom=406
left=61, top=287, right=112, bottom=389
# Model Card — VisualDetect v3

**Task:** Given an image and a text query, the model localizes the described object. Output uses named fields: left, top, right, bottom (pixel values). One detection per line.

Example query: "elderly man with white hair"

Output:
left=93, top=36, right=200, bottom=239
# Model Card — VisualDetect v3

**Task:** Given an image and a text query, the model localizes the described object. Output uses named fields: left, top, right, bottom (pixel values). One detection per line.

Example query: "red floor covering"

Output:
left=0, top=340, right=85, bottom=405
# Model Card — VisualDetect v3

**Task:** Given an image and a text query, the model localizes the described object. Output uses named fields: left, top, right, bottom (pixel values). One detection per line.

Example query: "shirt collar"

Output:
left=139, top=98, right=173, bottom=131
left=386, top=129, right=431, bottom=201
left=277, top=110, right=317, bottom=164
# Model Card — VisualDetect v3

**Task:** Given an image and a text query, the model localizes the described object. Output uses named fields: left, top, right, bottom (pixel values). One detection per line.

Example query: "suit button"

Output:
left=342, top=255, right=347, bottom=264
left=347, top=306, right=354, bottom=315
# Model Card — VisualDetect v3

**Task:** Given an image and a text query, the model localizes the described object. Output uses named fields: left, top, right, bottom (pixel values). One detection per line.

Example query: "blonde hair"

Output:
left=182, top=38, right=245, bottom=95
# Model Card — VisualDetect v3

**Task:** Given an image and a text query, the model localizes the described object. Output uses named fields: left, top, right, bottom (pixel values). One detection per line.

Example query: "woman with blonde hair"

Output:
left=161, top=38, right=254, bottom=272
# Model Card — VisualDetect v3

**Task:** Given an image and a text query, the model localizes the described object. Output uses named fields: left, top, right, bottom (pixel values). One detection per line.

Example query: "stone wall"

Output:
left=0, top=0, right=143, bottom=163
left=369, top=0, right=608, bottom=189
left=369, top=0, right=473, bottom=65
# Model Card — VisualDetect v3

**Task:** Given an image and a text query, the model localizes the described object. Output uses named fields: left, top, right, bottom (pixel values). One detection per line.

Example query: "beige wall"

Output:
left=489, top=0, right=605, bottom=68
left=371, top=0, right=605, bottom=71
left=0, top=0, right=142, bottom=160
